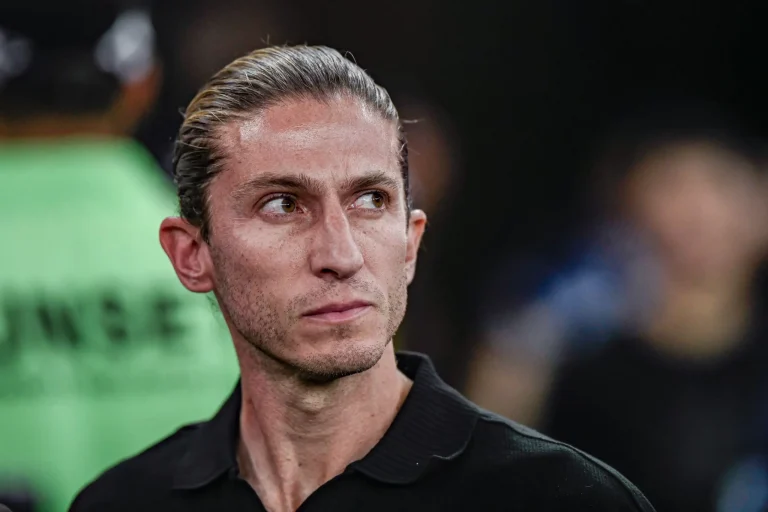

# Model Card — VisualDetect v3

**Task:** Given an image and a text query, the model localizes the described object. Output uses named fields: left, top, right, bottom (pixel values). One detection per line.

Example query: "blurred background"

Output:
left=3, top=0, right=768, bottom=510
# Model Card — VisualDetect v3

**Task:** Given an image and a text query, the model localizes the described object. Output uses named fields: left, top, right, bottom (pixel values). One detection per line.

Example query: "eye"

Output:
left=261, top=196, right=299, bottom=215
left=352, top=191, right=387, bottom=210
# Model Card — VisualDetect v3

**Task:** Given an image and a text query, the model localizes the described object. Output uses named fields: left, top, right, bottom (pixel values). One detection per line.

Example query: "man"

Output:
left=0, top=4, right=237, bottom=512
left=70, top=45, right=655, bottom=511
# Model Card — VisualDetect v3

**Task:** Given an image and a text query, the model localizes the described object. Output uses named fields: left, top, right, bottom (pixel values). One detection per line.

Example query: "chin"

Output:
left=293, top=336, right=389, bottom=384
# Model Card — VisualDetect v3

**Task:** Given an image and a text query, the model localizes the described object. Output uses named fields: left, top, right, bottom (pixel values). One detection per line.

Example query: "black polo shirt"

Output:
left=69, top=352, right=655, bottom=511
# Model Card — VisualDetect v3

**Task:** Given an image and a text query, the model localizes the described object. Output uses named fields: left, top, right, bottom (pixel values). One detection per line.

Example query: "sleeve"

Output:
left=68, top=491, right=94, bottom=512
left=534, top=443, right=658, bottom=512
left=68, top=485, right=106, bottom=512
left=464, top=448, right=658, bottom=512
left=67, top=476, right=129, bottom=512
left=564, top=458, right=657, bottom=512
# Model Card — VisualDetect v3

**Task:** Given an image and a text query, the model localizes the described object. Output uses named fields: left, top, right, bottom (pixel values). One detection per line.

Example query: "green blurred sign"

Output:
left=0, top=139, right=238, bottom=512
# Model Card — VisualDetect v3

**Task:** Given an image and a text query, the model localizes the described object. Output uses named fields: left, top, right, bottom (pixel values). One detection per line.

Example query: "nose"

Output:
left=309, top=206, right=364, bottom=280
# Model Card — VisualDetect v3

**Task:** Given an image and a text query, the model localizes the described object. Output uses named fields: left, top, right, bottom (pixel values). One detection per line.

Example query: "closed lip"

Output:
left=302, top=300, right=374, bottom=317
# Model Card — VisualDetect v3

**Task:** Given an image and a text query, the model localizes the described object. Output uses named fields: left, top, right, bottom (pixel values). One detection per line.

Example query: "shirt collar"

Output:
left=349, top=352, right=479, bottom=484
left=172, top=382, right=241, bottom=490
left=172, top=351, right=478, bottom=489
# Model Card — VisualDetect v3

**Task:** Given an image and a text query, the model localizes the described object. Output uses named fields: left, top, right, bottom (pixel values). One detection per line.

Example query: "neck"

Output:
left=236, top=343, right=411, bottom=512
left=645, top=271, right=754, bottom=360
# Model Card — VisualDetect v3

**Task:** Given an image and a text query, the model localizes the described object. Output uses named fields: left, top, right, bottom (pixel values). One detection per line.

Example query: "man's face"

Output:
left=203, top=96, right=425, bottom=381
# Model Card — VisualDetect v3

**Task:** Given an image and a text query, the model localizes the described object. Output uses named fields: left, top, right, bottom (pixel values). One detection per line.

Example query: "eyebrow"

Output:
left=343, top=171, right=401, bottom=194
left=230, top=170, right=401, bottom=202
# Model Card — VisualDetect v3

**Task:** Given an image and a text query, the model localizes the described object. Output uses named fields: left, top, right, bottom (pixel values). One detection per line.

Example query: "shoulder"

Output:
left=461, top=408, right=656, bottom=511
left=68, top=423, right=199, bottom=512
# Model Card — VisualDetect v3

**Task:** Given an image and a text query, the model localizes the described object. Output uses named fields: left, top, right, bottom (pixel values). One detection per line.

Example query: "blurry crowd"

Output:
left=3, top=0, right=768, bottom=511
left=466, top=107, right=768, bottom=511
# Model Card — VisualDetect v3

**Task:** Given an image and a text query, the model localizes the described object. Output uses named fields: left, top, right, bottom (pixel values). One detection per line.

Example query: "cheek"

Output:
left=357, top=223, right=409, bottom=280
left=223, top=224, right=307, bottom=283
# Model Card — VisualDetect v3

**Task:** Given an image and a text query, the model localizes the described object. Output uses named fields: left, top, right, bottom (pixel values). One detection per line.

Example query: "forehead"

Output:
left=215, top=96, right=401, bottom=188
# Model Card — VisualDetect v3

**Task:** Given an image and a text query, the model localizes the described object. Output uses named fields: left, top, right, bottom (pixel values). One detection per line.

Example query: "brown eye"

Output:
left=280, top=198, right=297, bottom=213
left=371, top=192, right=385, bottom=208
left=262, top=196, right=299, bottom=215
left=353, top=192, right=386, bottom=210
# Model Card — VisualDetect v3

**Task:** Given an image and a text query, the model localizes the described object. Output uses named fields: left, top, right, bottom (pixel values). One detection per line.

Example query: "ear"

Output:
left=159, top=217, right=215, bottom=293
left=405, top=209, right=427, bottom=284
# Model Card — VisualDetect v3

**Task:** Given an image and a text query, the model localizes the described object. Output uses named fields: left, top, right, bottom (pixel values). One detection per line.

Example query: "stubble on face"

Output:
left=210, top=242, right=409, bottom=384
left=203, top=96, right=412, bottom=385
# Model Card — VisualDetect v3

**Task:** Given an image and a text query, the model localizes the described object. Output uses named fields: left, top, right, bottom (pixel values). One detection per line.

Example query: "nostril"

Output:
left=319, top=267, right=347, bottom=279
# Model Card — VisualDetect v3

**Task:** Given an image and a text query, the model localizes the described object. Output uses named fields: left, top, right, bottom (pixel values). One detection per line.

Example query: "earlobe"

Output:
left=405, top=209, right=428, bottom=284
left=159, top=217, right=215, bottom=293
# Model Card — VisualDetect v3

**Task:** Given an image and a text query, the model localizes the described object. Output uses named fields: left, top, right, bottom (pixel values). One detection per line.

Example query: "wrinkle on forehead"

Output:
left=234, top=97, right=396, bottom=150
left=240, top=121, right=379, bottom=152
left=213, top=97, right=401, bottom=193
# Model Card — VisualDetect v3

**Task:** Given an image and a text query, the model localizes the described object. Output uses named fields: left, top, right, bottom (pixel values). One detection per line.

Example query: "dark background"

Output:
left=137, top=0, right=768, bottom=386
left=5, top=2, right=768, bottom=511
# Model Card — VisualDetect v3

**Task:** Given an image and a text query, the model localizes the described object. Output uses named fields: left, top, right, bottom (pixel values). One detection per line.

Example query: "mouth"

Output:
left=302, top=300, right=374, bottom=324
